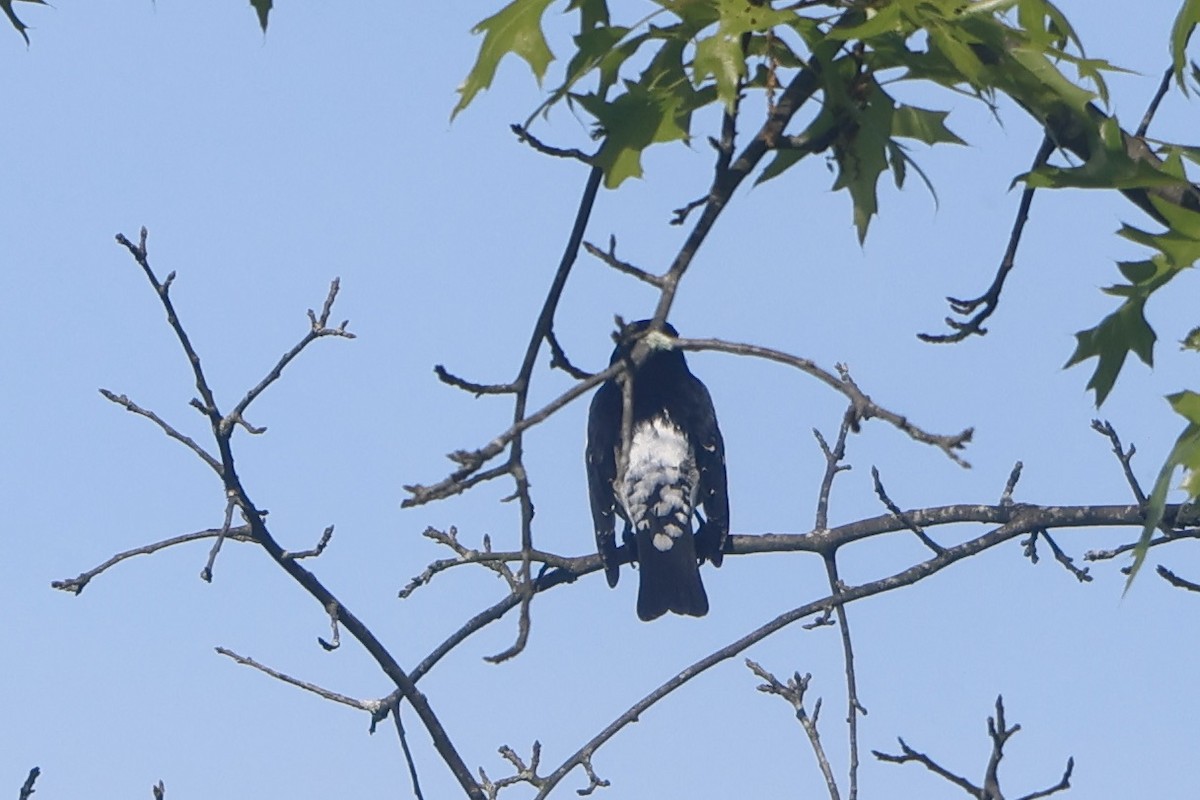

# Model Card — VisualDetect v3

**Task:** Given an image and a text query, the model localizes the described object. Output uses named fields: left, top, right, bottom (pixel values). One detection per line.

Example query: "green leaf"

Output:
left=567, top=0, right=610, bottom=31
left=887, top=141, right=940, bottom=206
left=756, top=143, right=812, bottom=185
left=250, top=0, right=271, bottom=32
left=692, top=0, right=798, bottom=109
left=1171, top=0, right=1200, bottom=89
left=832, top=81, right=894, bottom=244
left=565, top=25, right=637, bottom=94
left=925, top=23, right=987, bottom=88
left=891, top=105, right=966, bottom=146
left=827, top=4, right=904, bottom=41
left=694, top=31, right=744, bottom=109
left=2, top=0, right=45, bottom=44
left=1018, top=0, right=1081, bottom=52
left=1021, top=118, right=1189, bottom=191
left=576, top=81, right=690, bottom=188
left=1127, top=406, right=1200, bottom=588
left=1065, top=297, right=1156, bottom=406
left=455, top=0, right=556, bottom=118
left=1182, top=326, right=1200, bottom=352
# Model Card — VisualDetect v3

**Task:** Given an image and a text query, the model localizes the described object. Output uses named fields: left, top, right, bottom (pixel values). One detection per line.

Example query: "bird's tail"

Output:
left=635, top=517, right=708, bottom=622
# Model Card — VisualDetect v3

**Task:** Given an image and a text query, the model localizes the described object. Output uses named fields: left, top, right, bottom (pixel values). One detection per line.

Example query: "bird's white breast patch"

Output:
left=618, top=416, right=698, bottom=552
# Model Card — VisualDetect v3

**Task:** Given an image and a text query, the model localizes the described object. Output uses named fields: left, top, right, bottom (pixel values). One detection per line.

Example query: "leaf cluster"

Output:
left=451, top=0, right=1200, bottom=570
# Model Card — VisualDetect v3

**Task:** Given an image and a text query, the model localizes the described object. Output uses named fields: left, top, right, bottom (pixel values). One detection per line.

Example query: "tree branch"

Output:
left=920, top=135, right=1055, bottom=343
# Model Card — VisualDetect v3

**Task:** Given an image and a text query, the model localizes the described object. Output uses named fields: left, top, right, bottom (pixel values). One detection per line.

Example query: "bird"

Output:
left=585, top=319, right=729, bottom=621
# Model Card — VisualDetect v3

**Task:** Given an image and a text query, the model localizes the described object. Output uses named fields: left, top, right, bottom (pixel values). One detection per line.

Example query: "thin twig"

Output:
left=200, top=498, right=236, bottom=582
left=812, top=409, right=855, bottom=532
left=811, top=410, right=865, bottom=799
left=392, top=701, right=426, bottom=800
left=227, top=278, right=354, bottom=426
left=115, top=228, right=222, bottom=418
left=1000, top=461, right=1024, bottom=505
left=871, top=466, right=944, bottom=554
left=19, top=767, right=39, bottom=800
left=648, top=65, right=822, bottom=331
left=1084, top=526, right=1200, bottom=562
left=1136, top=67, right=1174, bottom=139
left=98, top=390, right=222, bottom=473
left=747, top=661, right=841, bottom=800
left=1021, top=528, right=1092, bottom=582
left=282, top=525, right=334, bottom=560
left=434, top=364, right=518, bottom=396
left=511, top=123, right=594, bottom=163
left=401, top=361, right=622, bottom=507
left=51, top=525, right=256, bottom=594
left=874, top=696, right=1073, bottom=800
left=487, top=165, right=608, bottom=662
left=216, top=647, right=379, bottom=712
left=319, top=601, right=342, bottom=651
left=919, top=135, right=1055, bottom=343
left=1091, top=420, right=1147, bottom=504
left=677, top=337, right=974, bottom=466
left=545, top=325, right=593, bottom=380
left=1156, top=564, right=1200, bottom=591
left=582, top=237, right=664, bottom=287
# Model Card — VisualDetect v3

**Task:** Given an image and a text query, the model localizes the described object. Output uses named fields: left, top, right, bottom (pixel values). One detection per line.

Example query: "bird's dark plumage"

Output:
left=585, top=320, right=729, bottom=621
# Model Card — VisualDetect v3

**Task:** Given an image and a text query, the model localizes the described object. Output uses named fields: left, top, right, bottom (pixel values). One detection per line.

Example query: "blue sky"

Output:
left=3, top=3, right=1199, bottom=798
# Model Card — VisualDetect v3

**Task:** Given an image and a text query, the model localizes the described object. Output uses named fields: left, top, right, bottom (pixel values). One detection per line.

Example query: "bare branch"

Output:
left=1136, top=67, right=1174, bottom=138
left=582, top=237, right=664, bottom=287
left=403, top=462, right=515, bottom=507
left=533, top=503, right=1093, bottom=797
left=648, top=65, right=822, bottom=328
left=919, top=135, right=1055, bottom=344
left=478, top=742, right=547, bottom=799
left=1022, top=529, right=1092, bottom=582
left=391, top=701, right=426, bottom=800
left=319, top=601, right=342, bottom=651
left=282, top=525, right=335, bottom=561
left=227, top=278, right=355, bottom=426
left=115, top=228, right=222, bottom=419
left=810, top=411, right=866, bottom=800
left=669, top=195, right=707, bottom=226
left=1092, top=420, right=1147, bottom=504
left=747, top=661, right=841, bottom=800
left=51, top=525, right=256, bottom=594
left=872, top=466, right=944, bottom=554
left=873, top=737, right=978, bottom=795
left=677, top=337, right=973, bottom=466
left=1000, top=461, right=1024, bottom=506
left=1084, top=526, right=1200, bottom=562
left=813, top=409, right=855, bottom=532
left=98, top=389, right=222, bottom=474
left=401, top=361, right=621, bottom=507
left=19, top=767, right=39, bottom=800
left=434, top=364, right=518, bottom=396
left=545, top=325, right=593, bottom=380
left=107, top=232, right=486, bottom=798
left=215, top=646, right=380, bottom=713
left=511, top=123, right=594, bottom=163
left=1157, top=564, right=1200, bottom=592
left=200, top=498, right=237, bottom=582
left=874, top=696, right=1073, bottom=800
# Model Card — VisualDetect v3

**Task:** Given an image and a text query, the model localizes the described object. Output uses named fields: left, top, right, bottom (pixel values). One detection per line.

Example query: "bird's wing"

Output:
left=586, top=379, right=623, bottom=587
left=686, top=374, right=729, bottom=567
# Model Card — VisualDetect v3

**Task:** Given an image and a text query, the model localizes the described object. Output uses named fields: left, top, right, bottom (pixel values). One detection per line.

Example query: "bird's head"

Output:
left=610, top=318, right=681, bottom=364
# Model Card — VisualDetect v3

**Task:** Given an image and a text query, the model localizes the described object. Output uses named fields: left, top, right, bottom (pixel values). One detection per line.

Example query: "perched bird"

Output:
left=585, top=320, right=729, bottom=621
